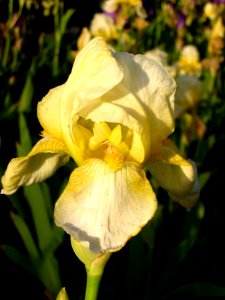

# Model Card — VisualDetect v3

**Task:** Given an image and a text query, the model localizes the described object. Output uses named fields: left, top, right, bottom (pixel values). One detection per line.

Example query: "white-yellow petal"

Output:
left=175, top=74, right=202, bottom=118
left=89, top=122, right=111, bottom=150
left=80, top=97, right=143, bottom=134
left=60, top=37, right=123, bottom=164
left=144, top=48, right=168, bottom=66
left=54, top=158, right=157, bottom=253
left=81, top=101, right=146, bottom=163
left=1, top=137, right=70, bottom=195
left=37, top=84, right=64, bottom=140
left=148, top=140, right=199, bottom=209
left=90, top=13, right=118, bottom=41
left=113, top=52, right=176, bottom=155
left=62, top=37, right=123, bottom=115
left=168, top=160, right=200, bottom=209
left=128, top=130, right=145, bottom=163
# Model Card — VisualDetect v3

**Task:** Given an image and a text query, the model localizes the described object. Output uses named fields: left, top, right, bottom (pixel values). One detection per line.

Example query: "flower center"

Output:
left=72, top=118, right=145, bottom=167
left=89, top=122, right=130, bottom=170
left=103, top=141, right=128, bottom=170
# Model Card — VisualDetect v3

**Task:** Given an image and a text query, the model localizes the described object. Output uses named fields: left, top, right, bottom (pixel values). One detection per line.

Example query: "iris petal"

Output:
left=61, top=37, right=123, bottom=120
left=114, top=52, right=176, bottom=155
left=59, top=38, right=123, bottom=165
left=148, top=140, right=199, bottom=209
left=54, top=158, right=157, bottom=253
left=37, top=85, right=64, bottom=139
left=1, top=137, right=70, bottom=195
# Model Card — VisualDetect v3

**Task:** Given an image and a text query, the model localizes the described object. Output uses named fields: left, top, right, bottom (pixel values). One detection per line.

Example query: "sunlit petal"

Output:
left=114, top=52, right=176, bottom=154
left=60, top=38, right=123, bottom=165
left=62, top=37, right=123, bottom=116
left=89, top=122, right=111, bottom=150
left=54, top=158, right=157, bottom=253
left=148, top=140, right=199, bottom=209
left=81, top=52, right=175, bottom=159
left=82, top=102, right=146, bottom=163
left=168, top=160, right=200, bottom=209
left=37, top=84, right=64, bottom=139
left=1, top=137, right=70, bottom=195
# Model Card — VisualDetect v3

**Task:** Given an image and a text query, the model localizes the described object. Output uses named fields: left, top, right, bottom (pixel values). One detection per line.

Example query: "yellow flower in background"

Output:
left=102, top=0, right=147, bottom=18
left=174, top=74, right=202, bottom=118
left=178, top=45, right=202, bottom=77
left=203, top=3, right=220, bottom=20
left=208, top=17, right=225, bottom=57
left=77, top=27, right=91, bottom=51
left=90, top=13, right=118, bottom=41
left=103, top=0, right=142, bottom=11
left=210, top=17, right=225, bottom=40
left=144, top=48, right=203, bottom=125
left=1, top=38, right=199, bottom=253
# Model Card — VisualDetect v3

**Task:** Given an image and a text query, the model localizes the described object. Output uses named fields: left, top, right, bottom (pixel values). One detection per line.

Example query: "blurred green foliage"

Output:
left=0, top=1, right=225, bottom=299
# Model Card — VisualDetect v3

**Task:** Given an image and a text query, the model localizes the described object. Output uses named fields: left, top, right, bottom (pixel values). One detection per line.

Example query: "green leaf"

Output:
left=199, top=171, right=211, bottom=189
left=23, top=184, right=54, bottom=254
left=10, top=212, right=40, bottom=260
left=18, top=63, right=35, bottom=113
left=166, top=283, right=225, bottom=297
left=60, top=9, right=75, bottom=35
left=37, top=253, right=62, bottom=298
left=2, top=244, right=36, bottom=276
left=160, top=202, right=205, bottom=281
left=7, top=193, right=27, bottom=220
left=17, top=112, right=32, bottom=156
left=39, top=181, right=54, bottom=218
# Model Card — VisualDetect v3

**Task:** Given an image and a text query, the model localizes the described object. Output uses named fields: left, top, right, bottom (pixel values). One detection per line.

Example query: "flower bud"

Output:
left=56, top=287, right=69, bottom=300
left=71, top=237, right=111, bottom=276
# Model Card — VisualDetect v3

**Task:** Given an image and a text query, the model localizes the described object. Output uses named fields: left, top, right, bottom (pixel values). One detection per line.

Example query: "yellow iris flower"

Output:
left=1, top=37, right=199, bottom=253
left=178, top=45, right=202, bottom=77
left=90, top=13, right=118, bottom=41
left=102, top=0, right=147, bottom=19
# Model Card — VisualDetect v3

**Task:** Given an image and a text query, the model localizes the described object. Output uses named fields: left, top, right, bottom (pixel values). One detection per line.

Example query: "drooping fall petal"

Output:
left=148, top=140, right=199, bottom=209
left=168, top=160, right=200, bottom=209
left=54, top=158, right=157, bottom=253
left=1, top=137, right=70, bottom=195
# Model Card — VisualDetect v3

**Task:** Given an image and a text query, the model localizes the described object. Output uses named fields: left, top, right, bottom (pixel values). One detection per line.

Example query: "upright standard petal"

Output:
left=60, top=38, right=123, bottom=165
left=54, top=158, right=157, bottom=253
left=82, top=52, right=176, bottom=160
left=148, top=140, right=199, bottom=209
left=62, top=37, right=123, bottom=115
left=1, top=137, right=70, bottom=195
left=37, top=84, right=64, bottom=140
left=113, top=52, right=176, bottom=155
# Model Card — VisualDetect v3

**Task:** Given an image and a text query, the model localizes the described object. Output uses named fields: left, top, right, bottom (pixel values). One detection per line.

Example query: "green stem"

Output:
left=53, top=0, right=60, bottom=77
left=2, top=0, right=13, bottom=68
left=84, top=272, right=102, bottom=300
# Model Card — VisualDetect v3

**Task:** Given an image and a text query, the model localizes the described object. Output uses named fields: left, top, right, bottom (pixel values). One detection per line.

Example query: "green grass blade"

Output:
left=18, top=63, right=35, bottom=113
left=166, top=283, right=225, bottom=297
left=10, top=212, right=40, bottom=260
left=2, top=244, right=36, bottom=276
left=17, top=112, right=32, bottom=156
left=38, top=254, right=62, bottom=298
left=23, top=184, right=54, bottom=253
